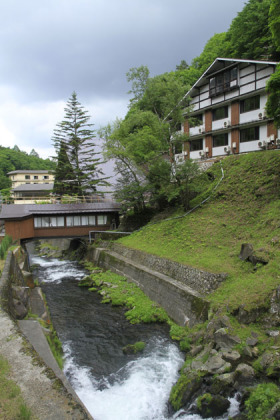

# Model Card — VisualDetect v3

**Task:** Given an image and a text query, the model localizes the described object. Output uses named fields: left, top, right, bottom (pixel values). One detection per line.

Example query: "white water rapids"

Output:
left=29, top=253, right=240, bottom=420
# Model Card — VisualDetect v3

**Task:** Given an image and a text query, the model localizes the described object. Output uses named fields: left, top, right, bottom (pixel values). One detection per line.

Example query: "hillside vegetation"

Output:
left=118, top=150, right=280, bottom=313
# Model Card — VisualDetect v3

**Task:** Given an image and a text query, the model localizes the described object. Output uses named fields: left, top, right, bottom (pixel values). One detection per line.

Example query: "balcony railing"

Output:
left=2, top=194, right=115, bottom=205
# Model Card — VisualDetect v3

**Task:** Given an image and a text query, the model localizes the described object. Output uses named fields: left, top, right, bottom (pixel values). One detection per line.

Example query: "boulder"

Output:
left=210, top=372, right=235, bottom=395
left=239, top=243, right=254, bottom=261
left=13, top=298, right=28, bottom=319
left=234, top=363, right=255, bottom=386
left=246, top=336, right=258, bottom=346
left=221, top=349, right=241, bottom=363
left=197, top=393, right=230, bottom=418
left=214, top=328, right=241, bottom=350
left=204, top=354, right=232, bottom=375
left=238, top=243, right=269, bottom=266
left=12, top=286, right=29, bottom=307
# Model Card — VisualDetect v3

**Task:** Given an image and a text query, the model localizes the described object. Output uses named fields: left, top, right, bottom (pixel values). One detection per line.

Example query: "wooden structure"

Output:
left=0, top=202, right=121, bottom=242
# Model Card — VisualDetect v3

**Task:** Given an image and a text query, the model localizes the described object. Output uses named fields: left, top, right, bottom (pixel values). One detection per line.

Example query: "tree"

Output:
left=266, top=0, right=280, bottom=126
left=191, top=33, right=229, bottom=73
left=53, top=141, right=77, bottom=195
left=29, top=148, right=39, bottom=158
left=176, top=60, right=189, bottom=71
left=126, top=65, right=150, bottom=105
left=101, top=67, right=196, bottom=212
left=225, top=0, right=279, bottom=61
left=52, top=92, right=107, bottom=196
left=269, top=0, right=280, bottom=50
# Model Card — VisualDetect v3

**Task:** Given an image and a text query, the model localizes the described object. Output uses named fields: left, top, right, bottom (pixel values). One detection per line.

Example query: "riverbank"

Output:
left=0, top=248, right=92, bottom=420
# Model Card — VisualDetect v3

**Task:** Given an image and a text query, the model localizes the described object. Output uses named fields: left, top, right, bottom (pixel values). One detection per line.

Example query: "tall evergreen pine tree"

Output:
left=52, top=92, right=107, bottom=196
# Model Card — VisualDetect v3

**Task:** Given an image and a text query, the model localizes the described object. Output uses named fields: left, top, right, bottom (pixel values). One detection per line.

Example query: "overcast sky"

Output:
left=0, top=0, right=246, bottom=160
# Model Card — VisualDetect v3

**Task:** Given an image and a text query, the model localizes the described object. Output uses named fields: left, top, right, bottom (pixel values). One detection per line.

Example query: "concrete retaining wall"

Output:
left=0, top=251, right=26, bottom=318
left=96, top=243, right=227, bottom=295
left=90, top=246, right=210, bottom=326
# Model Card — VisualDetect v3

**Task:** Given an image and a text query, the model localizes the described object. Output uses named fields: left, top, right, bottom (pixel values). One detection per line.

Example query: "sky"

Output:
left=0, top=0, right=246, bottom=161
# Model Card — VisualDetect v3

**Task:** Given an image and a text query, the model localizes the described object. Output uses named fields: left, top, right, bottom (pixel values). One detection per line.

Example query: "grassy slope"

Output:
left=118, top=150, right=280, bottom=313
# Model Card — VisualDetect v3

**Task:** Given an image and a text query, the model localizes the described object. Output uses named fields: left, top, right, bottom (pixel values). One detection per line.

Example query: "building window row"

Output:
left=34, top=214, right=108, bottom=228
left=189, top=126, right=260, bottom=151
left=189, top=94, right=261, bottom=127
left=24, top=175, right=50, bottom=180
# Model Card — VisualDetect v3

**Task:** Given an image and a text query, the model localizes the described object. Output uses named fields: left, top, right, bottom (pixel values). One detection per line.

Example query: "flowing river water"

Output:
left=27, top=246, right=239, bottom=420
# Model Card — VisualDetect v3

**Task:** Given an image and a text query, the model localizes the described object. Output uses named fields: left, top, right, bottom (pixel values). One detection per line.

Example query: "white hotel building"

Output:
left=176, top=58, right=280, bottom=162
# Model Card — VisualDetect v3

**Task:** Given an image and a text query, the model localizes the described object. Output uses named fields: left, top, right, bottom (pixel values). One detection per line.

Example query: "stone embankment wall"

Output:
left=87, top=243, right=227, bottom=326
left=0, top=249, right=30, bottom=319
left=99, top=243, right=227, bottom=294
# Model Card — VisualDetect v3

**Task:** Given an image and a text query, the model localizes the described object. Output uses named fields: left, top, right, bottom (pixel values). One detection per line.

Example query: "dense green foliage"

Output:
left=245, top=383, right=280, bottom=420
left=102, top=70, right=199, bottom=211
left=266, top=0, right=280, bottom=126
left=52, top=92, right=108, bottom=196
left=0, top=146, right=55, bottom=190
left=225, top=0, right=279, bottom=60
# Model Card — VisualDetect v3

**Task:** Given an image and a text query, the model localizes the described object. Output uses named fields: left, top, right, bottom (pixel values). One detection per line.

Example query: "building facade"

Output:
left=8, top=170, right=55, bottom=189
left=0, top=202, right=121, bottom=242
left=176, top=58, right=280, bottom=162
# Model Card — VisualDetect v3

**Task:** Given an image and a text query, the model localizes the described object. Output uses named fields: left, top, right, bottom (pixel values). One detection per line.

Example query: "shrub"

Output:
left=245, top=383, right=280, bottom=420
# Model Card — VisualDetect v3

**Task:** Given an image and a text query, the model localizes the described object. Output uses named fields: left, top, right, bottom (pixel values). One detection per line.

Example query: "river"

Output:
left=28, top=248, right=239, bottom=420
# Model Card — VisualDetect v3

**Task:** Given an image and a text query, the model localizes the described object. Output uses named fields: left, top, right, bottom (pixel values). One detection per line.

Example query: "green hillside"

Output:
left=118, top=150, right=280, bottom=312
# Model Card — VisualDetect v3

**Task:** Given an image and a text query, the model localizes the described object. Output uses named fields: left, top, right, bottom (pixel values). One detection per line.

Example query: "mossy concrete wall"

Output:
left=91, top=243, right=227, bottom=294
left=0, top=251, right=26, bottom=318
left=89, top=245, right=210, bottom=326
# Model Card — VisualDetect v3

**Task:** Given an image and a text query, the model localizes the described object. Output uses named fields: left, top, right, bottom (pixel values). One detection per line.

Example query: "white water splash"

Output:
left=64, top=338, right=184, bottom=420
left=30, top=255, right=84, bottom=284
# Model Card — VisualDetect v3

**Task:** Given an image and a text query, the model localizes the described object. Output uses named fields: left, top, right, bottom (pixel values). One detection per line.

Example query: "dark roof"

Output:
left=8, top=170, right=54, bottom=175
left=12, top=184, right=54, bottom=192
left=0, top=202, right=121, bottom=220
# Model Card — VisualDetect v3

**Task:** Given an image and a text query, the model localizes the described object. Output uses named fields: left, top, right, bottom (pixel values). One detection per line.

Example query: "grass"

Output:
left=0, top=355, right=34, bottom=419
left=118, top=151, right=280, bottom=312
left=81, top=265, right=169, bottom=324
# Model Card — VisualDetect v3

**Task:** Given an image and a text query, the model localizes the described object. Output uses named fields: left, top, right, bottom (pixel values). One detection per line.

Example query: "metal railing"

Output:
left=2, top=194, right=116, bottom=205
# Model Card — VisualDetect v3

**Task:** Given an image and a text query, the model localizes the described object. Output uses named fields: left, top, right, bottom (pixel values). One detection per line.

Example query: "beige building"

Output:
left=8, top=170, right=54, bottom=188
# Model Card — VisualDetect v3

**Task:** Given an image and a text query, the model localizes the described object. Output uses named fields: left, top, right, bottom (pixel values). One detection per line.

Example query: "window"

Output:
left=209, top=67, right=238, bottom=97
left=240, top=126, right=259, bottom=142
left=213, top=133, right=228, bottom=148
left=97, top=215, right=108, bottom=225
left=240, top=95, right=260, bottom=113
left=25, top=175, right=30, bottom=180
left=43, top=176, right=49, bottom=180
left=66, top=216, right=74, bottom=226
left=66, top=215, right=97, bottom=226
left=190, top=139, right=203, bottom=151
left=189, top=114, right=203, bottom=127
left=34, top=216, right=65, bottom=228
left=212, top=106, right=228, bottom=121
left=33, top=176, right=38, bottom=180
